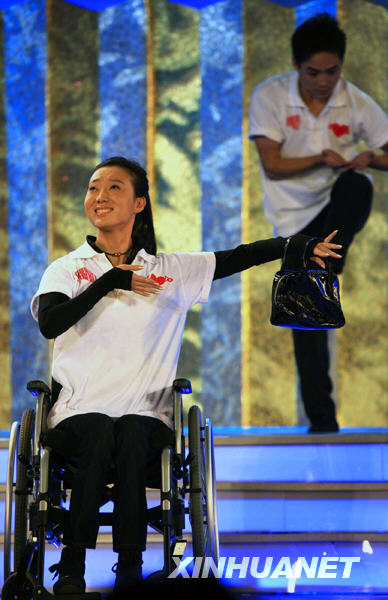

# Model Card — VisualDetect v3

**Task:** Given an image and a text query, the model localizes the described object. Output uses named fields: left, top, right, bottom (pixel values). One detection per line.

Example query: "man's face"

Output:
left=294, top=52, right=342, bottom=103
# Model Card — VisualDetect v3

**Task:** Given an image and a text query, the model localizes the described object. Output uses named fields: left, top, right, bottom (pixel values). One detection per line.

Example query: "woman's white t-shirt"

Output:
left=31, top=242, right=215, bottom=429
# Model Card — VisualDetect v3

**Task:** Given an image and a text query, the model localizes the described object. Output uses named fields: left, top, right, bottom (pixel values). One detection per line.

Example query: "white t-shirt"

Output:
left=249, top=71, right=388, bottom=236
left=31, top=241, right=215, bottom=429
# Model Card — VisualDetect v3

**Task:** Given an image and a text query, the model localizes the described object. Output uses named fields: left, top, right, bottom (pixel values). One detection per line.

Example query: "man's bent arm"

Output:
left=254, top=136, right=340, bottom=180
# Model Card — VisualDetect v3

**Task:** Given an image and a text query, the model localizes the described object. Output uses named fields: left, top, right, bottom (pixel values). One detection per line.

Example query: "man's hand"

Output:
left=116, top=264, right=164, bottom=296
left=347, top=150, right=375, bottom=171
left=322, top=149, right=349, bottom=169
left=310, top=230, right=342, bottom=269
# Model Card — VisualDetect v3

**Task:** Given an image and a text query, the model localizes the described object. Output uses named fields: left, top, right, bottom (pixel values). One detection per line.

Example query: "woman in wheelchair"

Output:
left=30, top=156, right=342, bottom=597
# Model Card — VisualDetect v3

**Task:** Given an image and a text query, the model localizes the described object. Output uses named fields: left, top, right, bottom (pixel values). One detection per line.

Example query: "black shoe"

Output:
left=52, top=576, right=86, bottom=596
left=49, top=546, right=86, bottom=595
left=308, top=422, right=339, bottom=433
left=111, top=558, right=143, bottom=599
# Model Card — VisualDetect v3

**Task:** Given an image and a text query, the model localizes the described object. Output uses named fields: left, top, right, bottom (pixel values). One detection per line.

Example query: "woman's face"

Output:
left=84, top=165, right=145, bottom=232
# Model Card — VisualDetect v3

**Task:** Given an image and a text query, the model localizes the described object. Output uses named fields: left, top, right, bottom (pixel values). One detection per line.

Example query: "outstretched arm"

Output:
left=213, top=231, right=342, bottom=280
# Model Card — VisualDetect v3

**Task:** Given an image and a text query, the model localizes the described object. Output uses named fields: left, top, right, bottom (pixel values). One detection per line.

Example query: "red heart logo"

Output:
left=75, top=268, right=97, bottom=283
left=286, top=115, right=301, bottom=130
left=329, top=123, right=349, bottom=137
left=149, top=273, right=174, bottom=285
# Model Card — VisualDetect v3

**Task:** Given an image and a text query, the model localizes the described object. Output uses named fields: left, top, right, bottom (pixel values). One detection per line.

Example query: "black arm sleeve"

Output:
left=213, top=234, right=321, bottom=280
left=37, top=267, right=134, bottom=339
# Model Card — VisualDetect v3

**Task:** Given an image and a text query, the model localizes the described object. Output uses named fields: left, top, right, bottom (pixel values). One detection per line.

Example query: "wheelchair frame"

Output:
left=3, top=378, right=219, bottom=599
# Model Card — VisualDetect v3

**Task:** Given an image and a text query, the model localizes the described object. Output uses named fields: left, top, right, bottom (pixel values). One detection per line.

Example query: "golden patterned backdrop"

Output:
left=0, top=0, right=387, bottom=428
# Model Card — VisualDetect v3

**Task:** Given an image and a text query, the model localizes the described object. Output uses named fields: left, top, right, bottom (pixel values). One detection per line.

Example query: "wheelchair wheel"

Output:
left=4, top=421, right=19, bottom=581
left=188, top=405, right=218, bottom=563
left=14, top=408, right=34, bottom=573
left=1, top=572, right=36, bottom=600
left=204, top=418, right=219, bottom=564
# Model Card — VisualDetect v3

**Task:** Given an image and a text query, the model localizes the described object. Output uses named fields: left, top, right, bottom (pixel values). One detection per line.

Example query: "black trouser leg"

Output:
left=56, top=413, right=115, bottom=548
left=56, top=413, right=173, bottom=551
left=112, top=414, right=174, bottom=551
left=292, top=329, right=337, bottom=428
left=292, top=170, right=372, bottom=428
left=302, top=169, right=373, bottom=272
left=325, top=169, right=372, bottom=273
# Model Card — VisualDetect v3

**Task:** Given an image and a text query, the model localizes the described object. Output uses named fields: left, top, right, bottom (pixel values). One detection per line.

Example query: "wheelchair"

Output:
left=3, top=378, right=219, bottom=599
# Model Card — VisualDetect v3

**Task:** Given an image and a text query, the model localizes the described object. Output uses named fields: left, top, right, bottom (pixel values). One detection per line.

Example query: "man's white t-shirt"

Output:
left=31, top=242, right=215, bottom=429
left=249, top=71, right=388, bottom=236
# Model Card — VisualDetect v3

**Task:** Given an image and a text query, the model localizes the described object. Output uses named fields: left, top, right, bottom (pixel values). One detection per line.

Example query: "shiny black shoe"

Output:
left=308, top=422, right=339, bottom=433
left=49, top=546, right=86, bottom=596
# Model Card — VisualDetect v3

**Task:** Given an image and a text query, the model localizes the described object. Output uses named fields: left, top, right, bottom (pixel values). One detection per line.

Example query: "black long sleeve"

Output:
left=213, top=234, right=320, bottom=280
left=38, top=267, right=133, bottom=339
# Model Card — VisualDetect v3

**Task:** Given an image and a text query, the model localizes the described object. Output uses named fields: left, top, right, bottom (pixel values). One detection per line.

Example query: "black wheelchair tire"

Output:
left=1, top=572, right=35, bottom=600
left=204, top=419, right=220, bottom=565
left=14, top=408, right=34, bottom=573
left=188, top=405, right=208, bottom=559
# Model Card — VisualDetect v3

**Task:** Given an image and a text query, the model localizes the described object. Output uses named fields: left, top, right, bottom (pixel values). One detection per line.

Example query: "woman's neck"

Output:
left=95, top=231, right=133, bottom=266
left=105, top=254, right=130, bottom=266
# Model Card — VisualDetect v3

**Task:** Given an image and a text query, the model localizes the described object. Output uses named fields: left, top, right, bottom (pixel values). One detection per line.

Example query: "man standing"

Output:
left=249, top=13, right=388, bottom=432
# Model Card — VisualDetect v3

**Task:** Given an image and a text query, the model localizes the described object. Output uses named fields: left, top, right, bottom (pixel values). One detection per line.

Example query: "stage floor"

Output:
left=2, top=426, right=388, bottom=595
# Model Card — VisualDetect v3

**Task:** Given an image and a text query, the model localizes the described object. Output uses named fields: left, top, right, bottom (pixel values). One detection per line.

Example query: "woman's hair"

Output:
left=92, top=156, right=156, bottom=256
left=292, top=13, right=346, bottom=66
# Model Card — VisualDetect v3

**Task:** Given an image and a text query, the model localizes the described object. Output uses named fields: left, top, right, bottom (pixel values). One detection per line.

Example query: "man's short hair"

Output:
left=292, top=13, right=346, bottom=66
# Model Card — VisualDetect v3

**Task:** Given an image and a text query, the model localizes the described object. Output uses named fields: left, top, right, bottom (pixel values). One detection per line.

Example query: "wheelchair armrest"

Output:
left=27, top=380, right=51, bottom=397
left=173, top=378, right=191, bottom=394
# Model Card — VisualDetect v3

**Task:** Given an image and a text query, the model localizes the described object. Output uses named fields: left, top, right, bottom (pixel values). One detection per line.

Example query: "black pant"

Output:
left=291, top=170, right=373, bottom=428
left=56, top=412, right=174, bottom=551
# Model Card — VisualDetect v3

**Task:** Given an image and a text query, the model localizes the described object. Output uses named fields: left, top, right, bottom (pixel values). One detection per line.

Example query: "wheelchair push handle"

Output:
left=173, top=378, right=191, bottom=394
left=27, top=380, right=51, bottom=397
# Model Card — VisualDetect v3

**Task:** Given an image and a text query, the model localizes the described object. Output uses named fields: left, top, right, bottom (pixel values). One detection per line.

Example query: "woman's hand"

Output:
left=310, top=230, right=342, bottom=269
left=116, top=264, right=163, bottom=296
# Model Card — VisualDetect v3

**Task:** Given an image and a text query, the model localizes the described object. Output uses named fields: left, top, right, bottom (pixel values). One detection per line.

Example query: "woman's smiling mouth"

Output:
left=95, top=207, right=113, bottom=215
